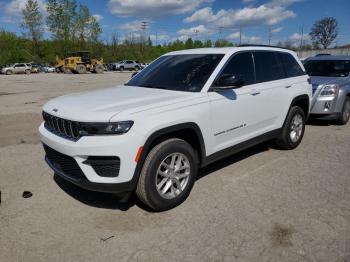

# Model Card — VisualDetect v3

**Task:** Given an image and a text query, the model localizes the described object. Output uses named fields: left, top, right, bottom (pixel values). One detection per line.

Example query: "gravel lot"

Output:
left=0, top=72, right=349, bottom=262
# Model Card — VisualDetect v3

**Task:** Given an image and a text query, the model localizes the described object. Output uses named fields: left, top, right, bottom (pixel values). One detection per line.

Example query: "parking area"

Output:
left=0, top=72, right=349, bottom=261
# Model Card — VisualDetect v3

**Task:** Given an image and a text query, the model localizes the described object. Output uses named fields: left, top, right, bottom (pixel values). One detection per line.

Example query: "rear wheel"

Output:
left=276, top=106, right=306, bottom=150
left=94, top=64, right=104, bottom=74
left=136, top=138, right=197, bottom=211
left=336, top=97, right=350, bottom=125
left=76, top=64, right=87, bottom=74
left=6, top=70, right=13, bottom=75
left=119, top=66, right=124, bottom=72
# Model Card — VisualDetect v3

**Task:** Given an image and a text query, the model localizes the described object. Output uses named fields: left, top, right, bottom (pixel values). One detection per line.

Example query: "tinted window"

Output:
left=304, top=60, right=350, bottom=77
left=15, top=64, right=24, bottom=67
left=127, top=54, right=224, bottom=92
left=280, top=53, right=305, bottom=77
left=219, top=52, right=255, bottom=86
left=254, top=51, right=285, bottom=83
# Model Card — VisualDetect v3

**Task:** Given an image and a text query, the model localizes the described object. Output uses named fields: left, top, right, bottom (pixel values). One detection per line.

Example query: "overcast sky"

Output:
left=0, top=0, right=349, bottom=46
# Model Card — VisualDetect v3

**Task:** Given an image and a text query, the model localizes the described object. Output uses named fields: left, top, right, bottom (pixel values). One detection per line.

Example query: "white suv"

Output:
left=39, top=46, right=312, bottom=211
left=1, top=63, right=32, bottom=75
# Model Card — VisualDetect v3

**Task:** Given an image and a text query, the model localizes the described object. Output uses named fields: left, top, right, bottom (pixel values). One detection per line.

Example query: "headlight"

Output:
left=78, top=121, right=134, bottom=136
left=319, top=84, right=339, bottom=97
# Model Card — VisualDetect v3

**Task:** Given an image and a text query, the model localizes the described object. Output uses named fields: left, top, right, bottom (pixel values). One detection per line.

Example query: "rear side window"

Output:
left=280, top=53, right=305, bottom=77
left=254, top=51, right=285, bottom=83
left=219, top=52, right=255, bottom=86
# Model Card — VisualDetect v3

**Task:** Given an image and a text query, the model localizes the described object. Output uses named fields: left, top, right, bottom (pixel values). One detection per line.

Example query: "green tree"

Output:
left=185, top=38, right=194, bottom=49
left=75, top=4, right=90, bottom=42
left=310, top=17, right=338, bottom=49
left=88, top=16, right=102, bottom=43
left=46, top=0, right=77, bottom=42
left=21, top=0, right=43, bottom=43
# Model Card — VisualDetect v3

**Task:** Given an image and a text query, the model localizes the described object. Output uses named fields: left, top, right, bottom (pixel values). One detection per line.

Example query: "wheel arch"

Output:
left=290, top=94, right=310, bottom=119
left=131, top=123, right=206, bottom=188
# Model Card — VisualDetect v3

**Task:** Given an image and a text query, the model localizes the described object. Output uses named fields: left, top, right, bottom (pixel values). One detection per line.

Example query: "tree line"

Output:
left=0, top=0, right=343, bottom=65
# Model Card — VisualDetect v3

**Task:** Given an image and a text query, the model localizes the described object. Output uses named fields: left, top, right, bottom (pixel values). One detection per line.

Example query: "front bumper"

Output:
left=39, top=122, right=145, bottom=193
left=310, top=92, right=341, bottom=116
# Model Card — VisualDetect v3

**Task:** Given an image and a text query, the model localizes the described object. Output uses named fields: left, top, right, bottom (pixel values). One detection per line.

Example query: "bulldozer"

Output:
left=59, top=51, right=104, bottom=74
left=55, top=56, right=65, bottom=73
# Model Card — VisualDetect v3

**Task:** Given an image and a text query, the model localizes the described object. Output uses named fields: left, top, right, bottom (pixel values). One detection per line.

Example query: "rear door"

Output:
left=14, top=64, right=25, bottom=73
left=252, top=51, right=292, bottom=130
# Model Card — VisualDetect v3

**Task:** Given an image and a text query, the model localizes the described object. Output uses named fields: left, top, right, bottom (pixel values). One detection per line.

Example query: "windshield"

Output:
left=304, top=60, right=350, bottom=77
left=126, top=54, right=224, bottom=92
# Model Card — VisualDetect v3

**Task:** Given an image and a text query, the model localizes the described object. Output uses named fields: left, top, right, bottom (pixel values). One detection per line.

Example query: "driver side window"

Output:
left=219, top=52, right=255, bottom=86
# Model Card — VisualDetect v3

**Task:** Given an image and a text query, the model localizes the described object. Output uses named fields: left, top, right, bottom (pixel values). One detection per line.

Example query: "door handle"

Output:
left=250, top=89, right=261, bottom=96
left=285, top=85, right=292, bottom=88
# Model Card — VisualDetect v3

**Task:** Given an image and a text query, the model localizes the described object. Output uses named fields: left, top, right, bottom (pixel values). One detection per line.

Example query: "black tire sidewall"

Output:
left=340, top=98, right=350, bottom=124
left=143, top=141, right=197, bottom=211
left=284, top=107, right=306, bottom=149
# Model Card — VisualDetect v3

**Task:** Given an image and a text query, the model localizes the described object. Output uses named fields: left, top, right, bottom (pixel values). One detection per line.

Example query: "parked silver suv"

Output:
left=304, top=55, right=350, bottom=125
left=1, top=63, right=32, bottom=75
left=114, top=60, right=141, bottom=71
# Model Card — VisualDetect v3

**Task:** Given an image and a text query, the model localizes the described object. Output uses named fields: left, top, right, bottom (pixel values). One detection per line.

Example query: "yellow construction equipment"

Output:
left=55, top=56, right=65, bottom=73
left=63, top=51, right=104, bottom=74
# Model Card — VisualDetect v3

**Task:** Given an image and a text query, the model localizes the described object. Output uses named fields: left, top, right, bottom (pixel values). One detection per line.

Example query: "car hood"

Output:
left=43, top=85, right=193, bottom=122
left=310, top=76, right=347, bottom=94
left=310, top=76, right=346, bottom=87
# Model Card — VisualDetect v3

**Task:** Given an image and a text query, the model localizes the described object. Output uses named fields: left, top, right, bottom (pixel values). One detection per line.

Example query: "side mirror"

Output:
left=213, top=74, right=244, bottom=90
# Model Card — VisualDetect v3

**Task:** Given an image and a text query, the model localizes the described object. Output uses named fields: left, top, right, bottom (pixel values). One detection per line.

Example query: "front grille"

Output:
left=42, top=111, right=80, bottom=141
left=43, top=144, right=85, bottom=180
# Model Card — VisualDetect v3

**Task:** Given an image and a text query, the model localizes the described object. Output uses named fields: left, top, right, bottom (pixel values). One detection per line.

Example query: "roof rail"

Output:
left=238, top=44, right=292, bottom=50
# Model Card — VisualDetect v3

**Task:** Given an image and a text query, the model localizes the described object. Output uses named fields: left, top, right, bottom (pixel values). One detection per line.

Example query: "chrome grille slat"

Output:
left=42, top=112, right=80, bottom=141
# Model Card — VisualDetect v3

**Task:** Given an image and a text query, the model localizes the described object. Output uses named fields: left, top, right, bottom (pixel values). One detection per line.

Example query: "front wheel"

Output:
left=25, top=69, right=31, bottom=75
left=336, top=98, right=350, bottom=125
left=276, top=106, right=306, bottom=150
left=136, top=138, right=197, bottom=211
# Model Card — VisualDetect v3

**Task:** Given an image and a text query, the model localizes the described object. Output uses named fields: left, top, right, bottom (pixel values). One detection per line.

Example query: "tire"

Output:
left=6, top=70, right=13, bottom=75
left=136, top=138, right=198, bottom=211
left=336, top=97, right=350, bottom=125
left=135, top=66, right=140, bottom=71
left=276, top=106, right=306, bottom=150
left=94, top=64, right=104, bottom=74
left=119, top=66, right=124, bottom=72
left=76, top=64, right=87, bottom=74
left=25, top=69, right=30, bottom=75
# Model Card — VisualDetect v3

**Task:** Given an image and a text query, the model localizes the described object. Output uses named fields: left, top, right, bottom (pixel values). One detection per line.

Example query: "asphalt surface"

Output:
left=0, top=72, right=349, bottom=262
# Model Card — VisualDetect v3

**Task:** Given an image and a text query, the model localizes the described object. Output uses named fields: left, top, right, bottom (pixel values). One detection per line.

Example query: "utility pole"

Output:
left=268, top=27, right=272, bottom=45
left=300, top=24, right=304, bottom=50
left=155, top=31, right=158, bottom=46
left=218, top=26, right=223, bottom=39
left=194, top=29, right=199, bottom=40
left=239, top=27, right=242, bottom=45
left=140, top=20, right=148, bottom=54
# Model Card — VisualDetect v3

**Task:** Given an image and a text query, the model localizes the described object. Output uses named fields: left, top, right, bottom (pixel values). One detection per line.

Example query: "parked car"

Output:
left=31, top=64, right=44, bottom=73
left=39, top=46, right=311, bottom=211
left=1, top=63, right=32, bottom=75
left=43, top=65, right=56, bottom=73
left=304, top=55, right=350, bottom=125
left=114, top=60, right=141, bottom=71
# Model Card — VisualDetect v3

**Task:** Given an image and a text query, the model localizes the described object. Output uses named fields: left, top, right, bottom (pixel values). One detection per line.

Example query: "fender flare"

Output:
left=129, top=122, right=206, bottom=189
